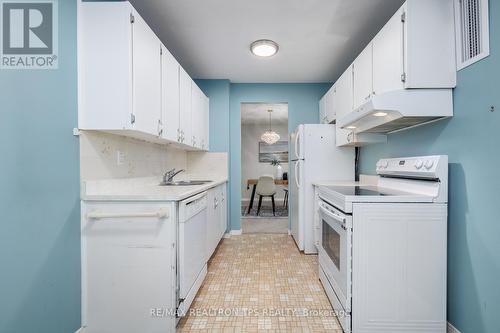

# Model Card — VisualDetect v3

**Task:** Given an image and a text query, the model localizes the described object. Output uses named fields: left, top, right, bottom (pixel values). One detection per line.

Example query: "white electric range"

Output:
left=316, top=155, right=448, bottom=333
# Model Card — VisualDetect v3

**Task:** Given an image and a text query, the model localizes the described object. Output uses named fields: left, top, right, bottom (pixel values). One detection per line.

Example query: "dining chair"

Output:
left=256, top=175, right=277, bottom=216
left=283, top=189, right=288, bottom=209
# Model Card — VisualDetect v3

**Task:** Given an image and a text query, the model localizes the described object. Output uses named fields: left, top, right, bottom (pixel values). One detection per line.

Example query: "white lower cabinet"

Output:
left=206, top=184, right=228, bottom=261
left=81, top=201, right=177, bottom=333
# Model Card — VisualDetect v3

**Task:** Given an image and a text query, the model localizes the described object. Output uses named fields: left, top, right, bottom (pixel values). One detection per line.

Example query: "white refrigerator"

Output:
left=290, top=124, right=355, bottom=254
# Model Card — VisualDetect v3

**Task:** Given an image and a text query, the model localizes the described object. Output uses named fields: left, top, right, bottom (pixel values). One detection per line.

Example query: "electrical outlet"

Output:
left=117, top=150, right=126, bottom=166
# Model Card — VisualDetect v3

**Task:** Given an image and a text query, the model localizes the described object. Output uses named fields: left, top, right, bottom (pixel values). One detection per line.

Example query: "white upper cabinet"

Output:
left=201, top=96, right=210, bottom=150
left=334, top=0, right=455, bottom=138
left=318, top=84, right=336, bottom=124
left=161, top=45, right=180, bottom=143
left=403, top=0, right=456, bottom=88
left=324, top=87, right=335, bottom=123
left=79, top=2, right=139, bottom=131
left=335, top=66, right=387, bottom=147
left=372, top=8, right=404, bottom=96
left=352, top=43, right=373, bottom=110
left=131, top=11, right=162, bottom=136
left=191, top=83, right=203, bottom=149
left=372, top=0, right=456, bottom=94
left=190, top=81, right=210, bottom=150
left=79, top=1, right=209, bottom=149
left=335, top=67, right=354, bottom=146
left=179, top=67, right=192, bottom=146
left=319, top=96, right=327, bottom=124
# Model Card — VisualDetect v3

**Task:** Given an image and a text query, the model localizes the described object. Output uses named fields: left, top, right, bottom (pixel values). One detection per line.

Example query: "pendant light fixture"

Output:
left=261, top=109, right=280, bottom=145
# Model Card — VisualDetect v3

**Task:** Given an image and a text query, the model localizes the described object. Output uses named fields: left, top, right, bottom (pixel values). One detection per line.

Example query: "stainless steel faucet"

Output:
left=162, top=168, right=185, bottom=183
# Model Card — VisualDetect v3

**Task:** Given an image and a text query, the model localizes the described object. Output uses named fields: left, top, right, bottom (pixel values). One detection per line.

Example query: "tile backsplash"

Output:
left=80, top=131, right=187, bottom=180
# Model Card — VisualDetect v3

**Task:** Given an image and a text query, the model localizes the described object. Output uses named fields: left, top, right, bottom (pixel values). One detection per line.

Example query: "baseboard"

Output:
left=230, top=229, right=242, bottom=236
left=75, top=327, right=85, bottom=333
left=223, top=233, right=231, bottom=238
left=447, top=322, right=462, bottom=333
left=287, top=229, right=291, bottom=235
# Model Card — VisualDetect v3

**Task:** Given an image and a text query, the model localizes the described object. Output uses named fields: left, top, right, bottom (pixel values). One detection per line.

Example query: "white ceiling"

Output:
left=241, top=103, right=288, bottom=125
left=130, top=0, right=404, bottom=83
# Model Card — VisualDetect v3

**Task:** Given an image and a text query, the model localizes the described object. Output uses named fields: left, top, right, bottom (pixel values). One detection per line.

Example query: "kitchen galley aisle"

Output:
left=177, top=234, right=342, bottom=332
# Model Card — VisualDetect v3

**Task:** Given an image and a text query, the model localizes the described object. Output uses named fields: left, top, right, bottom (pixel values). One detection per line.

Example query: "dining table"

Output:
left=246, top=178, right=288, bottom=214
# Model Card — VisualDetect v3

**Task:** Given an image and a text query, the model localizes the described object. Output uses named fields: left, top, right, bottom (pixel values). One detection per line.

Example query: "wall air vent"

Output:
left=455, top=0, right=489, bottom=70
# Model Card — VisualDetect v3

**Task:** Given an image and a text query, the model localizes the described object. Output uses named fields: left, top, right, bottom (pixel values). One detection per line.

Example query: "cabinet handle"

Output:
left=158, top=119, right=163, bottom=136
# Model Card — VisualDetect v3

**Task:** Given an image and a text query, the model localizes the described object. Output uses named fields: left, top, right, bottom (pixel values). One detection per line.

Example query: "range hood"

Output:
left=337, top=89, right=453, bottom=134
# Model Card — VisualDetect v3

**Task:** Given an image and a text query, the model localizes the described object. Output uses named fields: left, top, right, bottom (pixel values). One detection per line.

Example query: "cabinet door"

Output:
left=319, top=96, right=327, bottom=124
left=334, top=67, right=354, bottom=147
left=161, top=46, right=180, bottom=142
left=132, top=10, right=161, bottom=136
left=219, top=184, right=227, bottom=238
left=206, top=189, right=217, bottom=261
left=202, top=94, right=210, bottom=151
left=179, top=67, right=192, bottom=146
left=352, top=43, right=373, bottom=110
left=191, top=83, right=204, bottom=149
left=373, top=8, right=404, bottom=95
left=325, top=87, right=336, bottom=123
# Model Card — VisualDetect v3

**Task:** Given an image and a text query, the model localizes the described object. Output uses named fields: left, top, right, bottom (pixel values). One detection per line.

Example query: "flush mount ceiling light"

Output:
left=250, top=39, right=279, bottom=57
left=373, top=112, right=388, bottom=117
left=346, top=126, right=357, bottom=129
left=261, top=109, right=280, bottom=144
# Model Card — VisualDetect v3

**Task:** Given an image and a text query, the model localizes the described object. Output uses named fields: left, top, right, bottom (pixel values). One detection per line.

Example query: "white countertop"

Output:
left=81, top=175, right=228, bottom=202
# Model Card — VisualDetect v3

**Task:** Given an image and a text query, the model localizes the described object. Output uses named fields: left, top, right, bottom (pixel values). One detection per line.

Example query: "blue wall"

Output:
left=359, top=2, right=499, bottom=332
left=0, top=1, right=81, bottom=333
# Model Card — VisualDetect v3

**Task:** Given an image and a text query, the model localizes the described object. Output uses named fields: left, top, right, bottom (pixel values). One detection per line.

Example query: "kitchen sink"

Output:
left=159, top=180, right=212, bottom=186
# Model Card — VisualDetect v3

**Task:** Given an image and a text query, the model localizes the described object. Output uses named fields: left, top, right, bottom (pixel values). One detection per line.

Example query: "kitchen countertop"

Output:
left=81, top=175, right=228, bottom=202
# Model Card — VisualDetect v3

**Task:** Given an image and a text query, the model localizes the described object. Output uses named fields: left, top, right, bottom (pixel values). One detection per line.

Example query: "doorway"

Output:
left=240, top=103, right=289, bottom=233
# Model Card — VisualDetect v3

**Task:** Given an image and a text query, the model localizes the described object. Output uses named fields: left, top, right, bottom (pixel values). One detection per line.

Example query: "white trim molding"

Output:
left=230, top=229, right=242, bottom=236
left=447, top=322, right=462, bottom=333
left=75, top=327, right=85, bottom=333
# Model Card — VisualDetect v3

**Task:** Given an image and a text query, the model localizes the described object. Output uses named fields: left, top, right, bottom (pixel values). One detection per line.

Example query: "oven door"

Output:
left=318, top=199, right=352, bottom=313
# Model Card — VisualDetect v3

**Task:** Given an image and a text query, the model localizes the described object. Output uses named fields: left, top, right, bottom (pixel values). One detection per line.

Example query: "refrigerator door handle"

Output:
left=294, top=129, right=301, bottom=160
left=294, top=160, right=301, bottom=189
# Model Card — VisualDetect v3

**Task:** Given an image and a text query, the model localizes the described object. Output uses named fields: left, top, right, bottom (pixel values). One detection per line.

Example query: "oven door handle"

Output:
left=319, top=202, right=347, bottom=229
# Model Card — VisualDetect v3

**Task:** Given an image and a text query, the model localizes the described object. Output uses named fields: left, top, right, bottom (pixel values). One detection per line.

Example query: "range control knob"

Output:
left=380, top=160, right=389, bottom=169
left=424, top=160, right=434, bottom=169
left=414, top=160, right=424, bottom=169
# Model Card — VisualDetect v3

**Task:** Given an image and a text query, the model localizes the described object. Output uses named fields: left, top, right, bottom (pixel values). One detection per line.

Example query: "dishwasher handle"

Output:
left=86, top=208, right=169, bottom=220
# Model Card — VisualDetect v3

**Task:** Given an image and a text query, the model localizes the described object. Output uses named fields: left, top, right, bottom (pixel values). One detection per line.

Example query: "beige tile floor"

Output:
left=177, top=234, right=343, bottom=332
left=241, top=218, right=288, bottom=234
